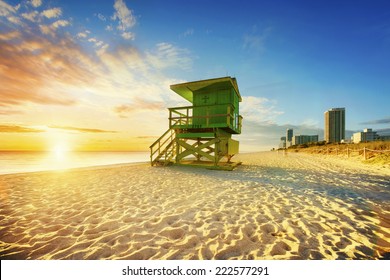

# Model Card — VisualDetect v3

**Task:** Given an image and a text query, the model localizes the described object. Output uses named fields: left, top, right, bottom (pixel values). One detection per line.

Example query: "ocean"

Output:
left=0, top=151, right=150, bottom=175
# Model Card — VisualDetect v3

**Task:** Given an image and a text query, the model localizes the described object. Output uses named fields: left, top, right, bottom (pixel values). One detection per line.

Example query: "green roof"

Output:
left=170, top=76, right=242, bottom=103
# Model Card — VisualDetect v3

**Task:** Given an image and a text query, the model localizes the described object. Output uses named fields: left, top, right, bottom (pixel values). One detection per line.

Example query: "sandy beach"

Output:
left=0, top=151, right=389, bottom=260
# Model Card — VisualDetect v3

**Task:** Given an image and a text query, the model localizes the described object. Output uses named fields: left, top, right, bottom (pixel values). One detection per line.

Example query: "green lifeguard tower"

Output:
left=150, top=76, right=243, bottom=170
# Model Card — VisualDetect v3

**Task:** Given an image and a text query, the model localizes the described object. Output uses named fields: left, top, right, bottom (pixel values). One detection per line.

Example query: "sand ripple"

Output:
left=0, top=152, right=389, bottom=259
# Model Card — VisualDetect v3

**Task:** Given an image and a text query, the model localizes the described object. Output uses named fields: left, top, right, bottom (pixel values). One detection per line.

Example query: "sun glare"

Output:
left=52, top=143, right=69, bottom=160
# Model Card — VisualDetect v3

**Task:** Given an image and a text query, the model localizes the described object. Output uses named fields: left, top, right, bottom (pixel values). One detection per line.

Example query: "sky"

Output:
left=1, top=0, right=390, bottom=152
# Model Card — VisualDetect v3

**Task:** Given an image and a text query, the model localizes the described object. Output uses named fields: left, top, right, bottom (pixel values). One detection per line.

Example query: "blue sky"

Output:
left=0, top=0, right=389, bottom=151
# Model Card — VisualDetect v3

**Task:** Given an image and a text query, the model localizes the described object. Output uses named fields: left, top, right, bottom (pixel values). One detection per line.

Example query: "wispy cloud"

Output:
left=242, top=25, right=273, bottom=53
left=49, top=126, right=117, bottom=133
left=121, top=31, right=134, bottom=40
left=0, top=32, right=94, bottom=106
left=21, top=10, right=39, bottom=22
left=360, top=117, right=390, bottom=125
left=0, top=30, right=20, bottom=40
left=95, top=13, right=106, bottom=22
left=146, top=42, right=192, bottom=70
left=88, top=37, right=104, bottom=47
left=0, top=125, right=44, bottom=133
left=183, top=28, right=194, bottom=37
left=240, top=96, right=284, bottom=124
left=0, top=0, right=16, bottom=17
left=39, top=19, right=70, bottom=36
left=77, top=31, right=89, bottom=38
left=136, top=135, right=158, bottom=139
left=114, top=98, right=165, bottom=118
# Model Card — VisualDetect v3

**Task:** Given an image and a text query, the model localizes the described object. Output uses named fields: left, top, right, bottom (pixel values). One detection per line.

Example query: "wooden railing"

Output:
left=168, top=104, right=242, bottom=134
left=149, top=127, right=176, bottom=166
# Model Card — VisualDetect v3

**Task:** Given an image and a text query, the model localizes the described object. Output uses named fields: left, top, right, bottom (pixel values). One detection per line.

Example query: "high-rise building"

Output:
left=286, top=128, right=293, bottom=142
left=286, top=128, right=293, bottom=147
left=324, top=108, right=345, bottom=143
left=279, top=136, right=286, bottom=149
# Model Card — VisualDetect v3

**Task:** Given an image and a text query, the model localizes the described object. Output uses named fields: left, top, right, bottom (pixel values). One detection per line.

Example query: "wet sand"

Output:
left=0, top=152, right=389, bottom=259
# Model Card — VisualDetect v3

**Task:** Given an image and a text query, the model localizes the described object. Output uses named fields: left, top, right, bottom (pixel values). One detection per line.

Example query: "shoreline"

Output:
left=2, top=149, right=389, bottom=177
left=1, top=151, right=389, bottom=260
left=0, top=161, right=150, bottom=177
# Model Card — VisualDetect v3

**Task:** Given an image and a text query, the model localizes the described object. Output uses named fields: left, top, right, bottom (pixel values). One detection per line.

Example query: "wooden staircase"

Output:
left=150, top=127, right=176, bottom=166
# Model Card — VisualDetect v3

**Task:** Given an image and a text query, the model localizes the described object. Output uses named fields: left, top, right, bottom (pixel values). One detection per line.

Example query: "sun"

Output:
left=52, top=143, right=70, bottom=160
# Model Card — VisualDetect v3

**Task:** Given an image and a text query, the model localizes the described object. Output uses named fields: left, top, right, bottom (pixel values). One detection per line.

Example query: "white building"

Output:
left=352, top=128, right=379, bottom=143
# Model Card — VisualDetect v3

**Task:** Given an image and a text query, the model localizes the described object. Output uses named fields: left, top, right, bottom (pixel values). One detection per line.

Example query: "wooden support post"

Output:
left=196, top=138, right=201, bottom=161
left=363, top=147, right=367, bottom=160
left=214, top=139, right=219, bottom=166
left=175, top=138, right=180, bottom=163
left=347, top=147, right=349, bottom=158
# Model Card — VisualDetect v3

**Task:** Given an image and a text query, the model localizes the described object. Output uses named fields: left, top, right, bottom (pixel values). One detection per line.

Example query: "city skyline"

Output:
left=1, top=0, right=389, bottom=151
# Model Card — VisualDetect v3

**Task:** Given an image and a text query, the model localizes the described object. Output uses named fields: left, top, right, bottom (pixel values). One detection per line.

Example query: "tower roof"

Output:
left=170, top=76, right=242, bottom=103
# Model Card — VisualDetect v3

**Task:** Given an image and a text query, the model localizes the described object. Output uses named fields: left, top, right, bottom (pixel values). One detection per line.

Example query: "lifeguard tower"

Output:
left=150, top=76, right=243, bottom=170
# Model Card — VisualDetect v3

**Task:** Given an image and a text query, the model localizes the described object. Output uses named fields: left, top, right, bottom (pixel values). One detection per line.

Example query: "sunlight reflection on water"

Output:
left=0, top=151, right=149, bottom=174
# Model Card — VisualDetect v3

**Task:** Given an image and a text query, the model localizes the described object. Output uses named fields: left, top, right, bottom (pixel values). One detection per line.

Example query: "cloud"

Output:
left=376, top=128, right=390, bottom=135
left=146, top=42, right=192, bottom=70
left=30, top=0, right=42, bottom=8
left=112, top=0, right=136, bottom=31
left=114, top=98, right=165, bottom=118
left=21, top=11, right=39, bottom=22
left=242, top=26, right=273, bottom=53
left=0, top=0, right=16, bottom=17
left=77, top=31, right=88, bottom=38
left=111, top=0, right=137, bottom=40
left=88, top=37, right=104, bottom=47
left=136, top=135, right=158, bottom=139
left=96, top=13, right=106, bottom=21
left=0, top=125, right=44, bottom=133
left=183, top=28, right=194, bottom=37
left=0, top=32, right=97, bottom=107
left=360, top=117, right=390, bottom=125
left=1, top=3, right=65, bottom=27
left=6, top=15, right=23, bottom=25
left=121, top=31, right=135, bottom=40
left=52, top=19, right=69, bottom=28
left=41, top=8, right=62, bottom=19
left=39, top=19, right=70, bottom=36
left=0, top=108, right=23, bottom=115
left=49, top=126, right=117, bottom=133
left=240, top=96, right=284, bottom=124
left=0, top=0, right=193, bottom=137
left=0, top=30, right=20, bottom=40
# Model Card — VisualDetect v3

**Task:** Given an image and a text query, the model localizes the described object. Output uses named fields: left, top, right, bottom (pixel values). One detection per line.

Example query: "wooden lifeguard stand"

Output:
left=150, top=76, right=243, bottom=170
